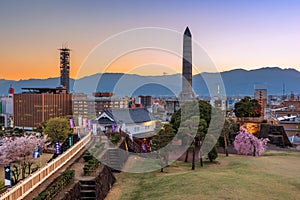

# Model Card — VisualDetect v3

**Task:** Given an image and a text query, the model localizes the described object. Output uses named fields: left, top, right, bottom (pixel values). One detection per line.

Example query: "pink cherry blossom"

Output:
left=234, top=126, right=269, bottom=156
left=0, top=135, right=46, bottom=165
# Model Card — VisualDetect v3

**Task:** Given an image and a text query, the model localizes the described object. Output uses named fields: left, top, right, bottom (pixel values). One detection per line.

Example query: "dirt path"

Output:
left=23, top=146, right=88, bottom=200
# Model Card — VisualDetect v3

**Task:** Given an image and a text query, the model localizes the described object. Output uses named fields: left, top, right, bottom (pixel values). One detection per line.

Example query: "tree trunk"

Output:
left=165, top=153, right=169, bottom=167
left=253, top=145, right=256, bottom=157
left=159, top=153, right=164, bottom=173
left=21, top=162, right=27, bottom=180
left=224, top=130, right=229, bottom=156
left=192, top=147, right=195, bottom=170
left=200, top=156, right=203, bottom=167
left=28, top=162, right=33, bottom=175
left=199, top=150, right=203, bottom=167
left=184, top=149, right=189, bottom=162
left=12, top=165, right=20, bottom=184
left=199, top=137, right=204, bottom=167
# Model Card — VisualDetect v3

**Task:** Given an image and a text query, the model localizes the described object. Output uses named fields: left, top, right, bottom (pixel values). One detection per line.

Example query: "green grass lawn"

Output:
left=106, top=151, right=300, bottom=200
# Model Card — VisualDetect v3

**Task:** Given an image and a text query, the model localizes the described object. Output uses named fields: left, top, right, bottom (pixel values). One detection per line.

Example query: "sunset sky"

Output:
left=1, top=0, right=300, bottom=80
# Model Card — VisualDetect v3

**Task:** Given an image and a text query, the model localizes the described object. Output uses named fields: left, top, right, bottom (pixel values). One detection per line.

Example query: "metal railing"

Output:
left=0, top=132, right=92, bottom=200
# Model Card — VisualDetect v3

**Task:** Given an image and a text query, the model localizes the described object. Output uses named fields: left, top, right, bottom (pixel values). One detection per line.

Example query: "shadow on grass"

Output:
left=262, top=150, right=300, bottom=157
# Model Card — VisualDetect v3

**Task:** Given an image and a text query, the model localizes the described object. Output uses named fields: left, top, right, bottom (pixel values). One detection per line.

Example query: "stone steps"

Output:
left=80, top=180, right=96, bottom=200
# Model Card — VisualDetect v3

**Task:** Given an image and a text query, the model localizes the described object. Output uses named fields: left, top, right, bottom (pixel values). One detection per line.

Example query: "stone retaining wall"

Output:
left=60, top=182, right=81, bottom=200
left=61, top=165, right=116, bottom=200
left=95, top=166, right=116, bottom=200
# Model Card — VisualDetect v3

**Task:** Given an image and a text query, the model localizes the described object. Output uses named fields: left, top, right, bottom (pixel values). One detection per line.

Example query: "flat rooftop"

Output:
left=21, top=87, right=67, bottom=94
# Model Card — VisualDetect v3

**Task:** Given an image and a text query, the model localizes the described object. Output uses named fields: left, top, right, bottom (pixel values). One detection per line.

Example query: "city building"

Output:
left=14, top=88, right=72, bottom=129
left=165, top=98, right=180, bottom=121
left=210, top=85, right=227, bottom=110
left=0, top=86, right=14, bottom=127
left=96, top=108, right=157, bottom=137
left=269, top=92, right=300, bottom=136
left=254, top=84, right=268, bottom=118
left=138, top=95, right=153, bottom=108
left=93, top=92, right=128, bottom=114
left=72, top=92, right=129, bottom=119
left=72, top=94, right=95, bottom=119
left=1, top=94, right=13, bottom=115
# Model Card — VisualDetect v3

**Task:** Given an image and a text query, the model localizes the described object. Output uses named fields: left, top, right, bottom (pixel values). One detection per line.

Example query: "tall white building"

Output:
left=1, top=94, right=13, bottom=115
left=210, top=85, right=227, bottom=110
left=0, top=94, right=13, bottom=127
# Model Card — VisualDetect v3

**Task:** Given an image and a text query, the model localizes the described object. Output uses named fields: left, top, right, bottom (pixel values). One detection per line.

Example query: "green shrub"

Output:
left=111, top=136, right=119, bottom=144
left=33, top=170, right=74, bottom=200
left=88, top=158, right=97, bottom=165
left=95, top=142, right=104, bottom=149
left=208, top=146, right=218, bottom=162
left=32, top=192, right=48, bottom=200
left=83, top=152, right=94, bottom=162
left=90, top=148, right=97, bottom=154
left=83, top=163, right=97, bottom=175
left=0, top=130, right=4, bottom=137
left=83, top=156, right=98, bottom=175
left=83, top=164, right=90, bottom=171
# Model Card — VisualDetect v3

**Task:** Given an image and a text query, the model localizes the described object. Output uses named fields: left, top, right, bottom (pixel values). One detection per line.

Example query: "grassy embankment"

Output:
left=106, top=151, right=300, bottom=200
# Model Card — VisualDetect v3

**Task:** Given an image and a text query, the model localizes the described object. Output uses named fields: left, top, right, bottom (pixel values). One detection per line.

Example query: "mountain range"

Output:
left=1, top=67, right=299, bottom=97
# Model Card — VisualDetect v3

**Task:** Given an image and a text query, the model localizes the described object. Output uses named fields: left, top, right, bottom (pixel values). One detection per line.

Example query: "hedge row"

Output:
left=33, top=170, right=75, bottom=200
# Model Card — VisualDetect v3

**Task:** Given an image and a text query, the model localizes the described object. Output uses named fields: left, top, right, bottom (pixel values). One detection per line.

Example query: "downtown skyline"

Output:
left=1, top=0, right=300, bottom=80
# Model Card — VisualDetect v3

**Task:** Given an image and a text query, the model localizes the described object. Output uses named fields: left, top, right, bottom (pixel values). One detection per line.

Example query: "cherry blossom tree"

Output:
left=234, top=126, right=269, bottom=156
left=0, top=135, right=46, bottom=184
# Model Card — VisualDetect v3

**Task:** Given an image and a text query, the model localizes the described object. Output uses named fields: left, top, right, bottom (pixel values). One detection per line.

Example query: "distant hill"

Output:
left=1, top=67, right=299, bottom=97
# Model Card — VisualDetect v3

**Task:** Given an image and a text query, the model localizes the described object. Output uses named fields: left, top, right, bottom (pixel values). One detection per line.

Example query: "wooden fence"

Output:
left=0, top=132, right=92, bottom=200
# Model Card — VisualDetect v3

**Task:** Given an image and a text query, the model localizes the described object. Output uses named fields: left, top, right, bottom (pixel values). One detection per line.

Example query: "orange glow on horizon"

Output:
left=104, top=49, right=181, bottom=76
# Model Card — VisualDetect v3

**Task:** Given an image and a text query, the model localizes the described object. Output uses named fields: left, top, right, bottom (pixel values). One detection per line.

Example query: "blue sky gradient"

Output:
left=0, top=0, right=300, bottom=79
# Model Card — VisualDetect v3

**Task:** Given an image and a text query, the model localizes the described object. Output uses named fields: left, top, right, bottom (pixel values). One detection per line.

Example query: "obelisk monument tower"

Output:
left=180, top=27, right=194, bottom=100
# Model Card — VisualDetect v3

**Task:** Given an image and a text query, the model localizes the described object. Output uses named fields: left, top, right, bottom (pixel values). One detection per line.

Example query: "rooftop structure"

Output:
left=96, top=108, right=157, bottom=136
left=98, top=108, right=156, bottom=124
left=21, top=87, right=67, bottom=94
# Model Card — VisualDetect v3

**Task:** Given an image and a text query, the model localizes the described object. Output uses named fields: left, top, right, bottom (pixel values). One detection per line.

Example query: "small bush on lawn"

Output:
left=207, top=145, right=218, bottom=162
